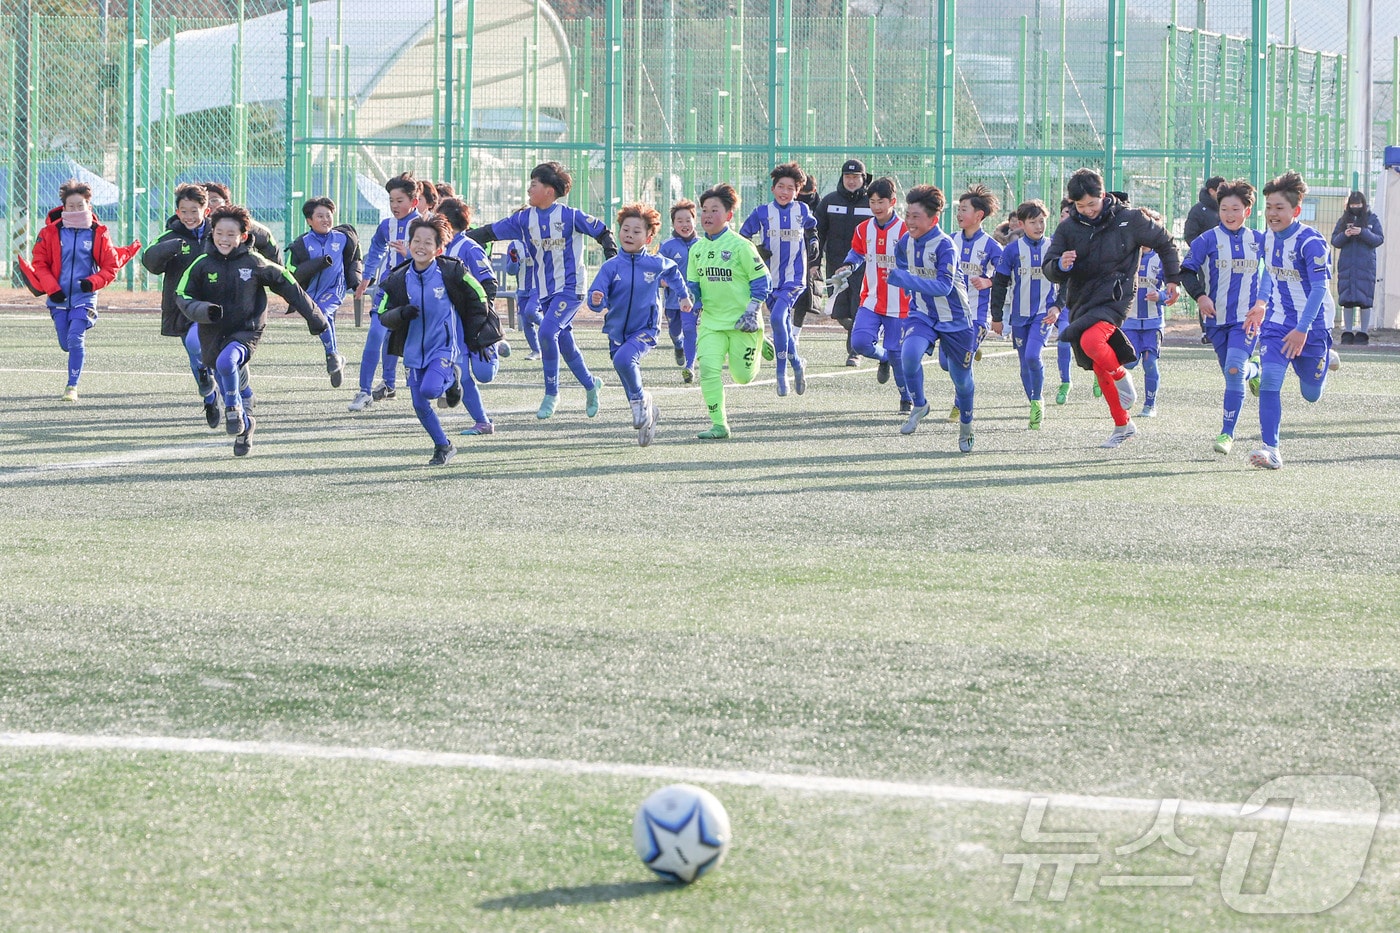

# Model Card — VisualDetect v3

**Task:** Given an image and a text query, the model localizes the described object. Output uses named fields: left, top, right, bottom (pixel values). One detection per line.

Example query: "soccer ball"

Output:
left=632, top=784, right=731, bottom=884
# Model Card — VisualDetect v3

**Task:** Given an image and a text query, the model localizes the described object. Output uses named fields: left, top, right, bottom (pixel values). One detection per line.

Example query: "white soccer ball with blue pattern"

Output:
left=632, top=784, right=731, bottom=883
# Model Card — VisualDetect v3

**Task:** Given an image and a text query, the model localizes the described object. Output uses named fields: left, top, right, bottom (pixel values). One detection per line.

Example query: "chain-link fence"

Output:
left=2, top=1, right=1390, bottom=290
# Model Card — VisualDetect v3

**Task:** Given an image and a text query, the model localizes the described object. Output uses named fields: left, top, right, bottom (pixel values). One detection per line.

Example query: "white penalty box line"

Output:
left=1, top=732, right=1393, bottom=830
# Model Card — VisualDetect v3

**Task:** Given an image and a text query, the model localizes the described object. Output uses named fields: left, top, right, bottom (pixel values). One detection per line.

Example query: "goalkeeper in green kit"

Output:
left=687, top=184, right=773, bottom=439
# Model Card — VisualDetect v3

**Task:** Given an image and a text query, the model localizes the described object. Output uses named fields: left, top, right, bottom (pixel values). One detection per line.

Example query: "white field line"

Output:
left=0, top=732, right=1393, bottom=830
left=0, top=440, right=230, bottom=481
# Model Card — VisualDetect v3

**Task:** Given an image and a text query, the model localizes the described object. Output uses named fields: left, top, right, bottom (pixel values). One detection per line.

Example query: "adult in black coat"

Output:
left=815, top=158, right=873, bottom=364
left=1182, top=177, right=1226, bottom=342
left=1043, top=169, right=1181, bottom=447
left=1182, top=177, right=1227, bottom=245
left=1331, top=191, right=1385, bottom=345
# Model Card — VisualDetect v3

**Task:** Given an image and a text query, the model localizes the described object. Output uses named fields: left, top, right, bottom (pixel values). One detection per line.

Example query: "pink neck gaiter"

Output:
left=61, top=210, right=93, bottom=230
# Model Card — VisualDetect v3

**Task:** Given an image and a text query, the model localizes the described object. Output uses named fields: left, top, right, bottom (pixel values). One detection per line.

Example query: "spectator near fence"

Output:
left=1331, top=191, right=1385, bottom=346
left=815, top=158, right=873, bottom=367
left=1183, top=176, right=1228, bottom=345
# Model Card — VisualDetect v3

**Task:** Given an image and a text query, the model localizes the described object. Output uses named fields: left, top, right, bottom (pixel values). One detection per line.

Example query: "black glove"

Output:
left=401, top=304, right=421, bottom=321
left=80, top=279, right=95, bottom=293
left=318, top=254, right=335, bottom=270
left=207, top=304, right=223, bottom=322
left=49, top=290, right=66, bottom=303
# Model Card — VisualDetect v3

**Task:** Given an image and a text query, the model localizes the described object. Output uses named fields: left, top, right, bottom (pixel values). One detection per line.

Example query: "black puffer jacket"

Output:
left=815, top=184, right=873, bottom=274
left=141, top=215, right=207, bottom=337
left=1181, top=187, right=1220, bottom=247
left=1043, top=195, right=1180, bottom=363
left=176, top=240, right=327, bottom=368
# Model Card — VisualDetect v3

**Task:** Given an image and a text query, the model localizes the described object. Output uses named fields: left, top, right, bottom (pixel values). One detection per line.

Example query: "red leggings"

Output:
left=1080, top=321, right=1130, bottom=426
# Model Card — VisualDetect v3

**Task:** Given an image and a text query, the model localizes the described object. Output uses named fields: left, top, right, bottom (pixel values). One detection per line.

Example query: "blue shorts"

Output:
left=1258, top=321, right=1331, bottom=364
left=1124, top=327, right=1161, bottom=358
left=1206, top=322, right=1250, bottom=369
left=906, top=317, right=976, bottom=367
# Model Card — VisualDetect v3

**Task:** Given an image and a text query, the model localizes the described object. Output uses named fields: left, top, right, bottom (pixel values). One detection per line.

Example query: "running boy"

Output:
left=20, top=180, right=130, bottom=401
left=176, top=205, right=329, bottom=457
left=349, top=171, right=419, bottom=411
left=827, top=177, right=911, bottom=412
left=468, top=161, right=618, bottom=419
left=739, top=162, right=818, bottom=396
left=1180, top=180, right=1265, bottom=454
left=954, top=185, right=1003, bottom=358
left=377, top=215, right=496, bottom=466
left=586, top=204, right=691, bottom=446
left=286, top=196, right=361, bottom=388
left=140, top=183, right=219, bottom=424
left=989, top=199, right=1060, bottom=430
left=890, top=184, right=976, bottom=453
left=659, top=199, right=700, bottom=383
left=687, top=184, right=772, bottom=438
left=1242, top=171, right=1340, bottom=470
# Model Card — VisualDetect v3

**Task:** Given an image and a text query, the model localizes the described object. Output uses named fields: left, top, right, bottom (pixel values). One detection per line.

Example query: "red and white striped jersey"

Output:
left=847, top=214, right=910, bottom=317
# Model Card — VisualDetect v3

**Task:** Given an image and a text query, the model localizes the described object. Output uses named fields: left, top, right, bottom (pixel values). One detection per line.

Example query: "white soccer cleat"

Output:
left=630, top=397, right=646, bottom=430
left=1099, top=420, right=1138, bottom=448
left=900, top=403, right=931, bottom=435
left=1115, top=371, right=1137, bottom=411
left=1139, top=404, right=1157, bottom=418
left=1328, top=349, right=1341, bottom=372
left=638, top=393, right=658, bottom=447
left=347, top=389, right=373, bottom=412
left=1247, top=445, right=1283, bottom=470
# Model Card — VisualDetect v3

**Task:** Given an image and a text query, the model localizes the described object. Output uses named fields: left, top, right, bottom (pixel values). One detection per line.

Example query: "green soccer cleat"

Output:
left=1056, top=382, right=1071, bottom=405
left=946, top=406, right=960, bottom=423
left=1092, top=381, right=1102, bottom=399
left=585, top=378, right=602, bottom=418
left=1028, top=400, right=1043, bottom=431
left=1247, top=355, right=1262, bottom=397
left=696, top=424, right=730, bottom=440
left=536, top=394, right=558, bottom=419
left=60, top=385, right=79, bottom=403
left=681, top=366, right=694, bottom=384
left=761, top=338, right=776, bottom=361
left=1214, top=433, right=1233, bottom=455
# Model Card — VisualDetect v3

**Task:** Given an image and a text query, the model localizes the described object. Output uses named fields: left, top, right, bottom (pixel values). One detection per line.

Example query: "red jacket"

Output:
left=18, top=207, right=139, bottom=297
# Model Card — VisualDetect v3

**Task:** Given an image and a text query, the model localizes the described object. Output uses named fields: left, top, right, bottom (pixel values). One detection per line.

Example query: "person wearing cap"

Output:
left=815, top=158, right=874, bottom=366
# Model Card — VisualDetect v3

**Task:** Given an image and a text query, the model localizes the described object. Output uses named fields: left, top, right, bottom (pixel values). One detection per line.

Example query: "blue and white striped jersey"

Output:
left=446, top=232, right=496, bottom=287
left=889, top=226, right=969, bottom=329
left=487, top=204, right=610, bottom=297
left=1261, top=221, right=1334, bottom=334
left=738, top=200, right=817, bottom=288
left=1126, top=250, right=1166, bottom=329
left=952, top=228, right=1002, bottom=325
left=1181, top=225, right=1263, bottom=327
left=363, top=214, right=416, bottom=285
left=992, top=235, right=1057, bottom=323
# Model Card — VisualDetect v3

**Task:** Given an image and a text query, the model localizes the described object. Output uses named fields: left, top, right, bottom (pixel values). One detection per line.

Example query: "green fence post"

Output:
left=934, top=0, right=954, bottom=215
left=10, top=1, right=31, bottom=287
left=1260, top=0, right=1271, bottom=189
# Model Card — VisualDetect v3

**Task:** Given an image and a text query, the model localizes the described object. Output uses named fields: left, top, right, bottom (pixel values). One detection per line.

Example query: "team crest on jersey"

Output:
left=643, top=272, right=656, bottom=283
left=720, top=250, right=732, bottom=261
left=332, top=243, right=341, bottom=252
left=239, top=268, right=252, bottom=281
left=434, top=287, right=445, bottom=299
left=552, top=221, right=564, bottom=232
left=208, top=273, right=218, bottom=282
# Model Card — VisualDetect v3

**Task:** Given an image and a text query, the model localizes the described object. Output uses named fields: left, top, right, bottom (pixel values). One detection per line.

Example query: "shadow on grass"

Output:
left=478, top=879, right=677, bottom=910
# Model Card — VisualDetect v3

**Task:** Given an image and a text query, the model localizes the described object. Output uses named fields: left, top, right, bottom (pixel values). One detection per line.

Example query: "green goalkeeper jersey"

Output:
left=686, top=226, right=771, bottom=332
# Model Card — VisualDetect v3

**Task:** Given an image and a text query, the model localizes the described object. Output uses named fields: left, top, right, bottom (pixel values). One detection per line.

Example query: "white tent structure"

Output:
left=146, top=0, right=571, bottom=143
